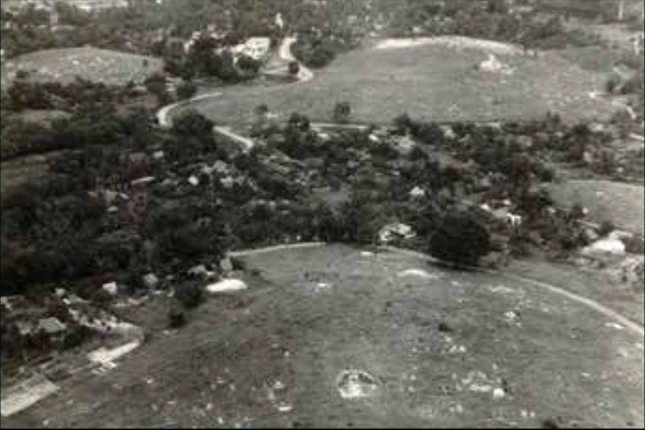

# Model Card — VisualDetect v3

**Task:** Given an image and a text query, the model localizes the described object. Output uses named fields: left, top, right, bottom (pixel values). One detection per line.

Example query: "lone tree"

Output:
left=176, top=79, right=197, bottom=101
left=429, top=211, right=492, bottom=268
left=255, top=103, right=269, bottom=121
left=171, top=109, right=214, bottom=138
left=175, top=281, right=205, bottom=310
left=288, top=61, right=300, bottom=76
left=144, top=72, right=170, bottom=107
left=237, top=55, right=262, bottom=76
left=333, top=101, right=352, bottom=123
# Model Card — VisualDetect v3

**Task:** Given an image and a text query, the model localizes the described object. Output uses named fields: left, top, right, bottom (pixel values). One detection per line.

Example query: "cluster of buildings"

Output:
left=183, top=30, right=272, bottom=62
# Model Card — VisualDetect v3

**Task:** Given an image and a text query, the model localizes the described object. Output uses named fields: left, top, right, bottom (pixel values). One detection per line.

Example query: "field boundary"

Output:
left=232, top=242, right=645, bottom=337
left=384, top=246, right=644, bottom=337
left=157, top=37, right=557, bottom=132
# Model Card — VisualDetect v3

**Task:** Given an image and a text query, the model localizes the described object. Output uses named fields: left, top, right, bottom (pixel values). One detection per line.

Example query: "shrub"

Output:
left=408, top=146, right=428, bottom=162
left=91, top=288, right=114, bottom=309
left=332, top=101, right=352, bottom=123
left=176, top=80, right=197, bottom=100
left=175, top=282, right=205, bottom=309
left=288, top=61, right=300, bottom=76
left=63, top=326, right=93, bottom=350
left=598, top=220, right=616, bottom=237
left=393, top=113, right=414, bottom=134
left=413, top=122, right=445, bottom=145
left=237, top=55, right=262, bottom=75
left=171, top=109, right=214, bottom=137
left=429, top=211, right=492, bottom=268
left=591, top=149, right=618, bottom=176
left=292, top=38, right=337, bottom=69
left=624, top=234, right=645, bottom=255
left=605, top=74, right=622, bottom=94
left=168, top=310, right=187, bottom=328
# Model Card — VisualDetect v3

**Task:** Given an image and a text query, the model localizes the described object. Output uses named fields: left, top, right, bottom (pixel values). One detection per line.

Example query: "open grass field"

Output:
left=547, top=180, right=645, bottom=235
left=3, top=245, right=643, bottom=428
left=1, top=47, right=162, bottom=86
left=553, top=45, right=630, bottom=73
left=185, top=39, right=614, bottom=125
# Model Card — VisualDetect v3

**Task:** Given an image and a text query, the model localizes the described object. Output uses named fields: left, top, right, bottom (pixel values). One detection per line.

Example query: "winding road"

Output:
left=157, top=39, right=644, bottom=339
left=231, top=243, right=644, bottom=338
left=157, top=38, right=314, bottom=152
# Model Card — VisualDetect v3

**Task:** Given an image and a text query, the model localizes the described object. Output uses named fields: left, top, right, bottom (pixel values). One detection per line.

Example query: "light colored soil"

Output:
left=3, top=246, right=643, bottom=428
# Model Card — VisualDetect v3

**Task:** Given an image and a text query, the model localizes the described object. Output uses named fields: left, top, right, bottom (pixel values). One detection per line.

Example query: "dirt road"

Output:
left=4, top=246, right=643, bottom=428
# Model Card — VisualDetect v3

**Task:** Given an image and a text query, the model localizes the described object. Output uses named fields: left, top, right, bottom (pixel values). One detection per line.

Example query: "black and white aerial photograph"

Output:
left=0, top=0, right=644, bottom=428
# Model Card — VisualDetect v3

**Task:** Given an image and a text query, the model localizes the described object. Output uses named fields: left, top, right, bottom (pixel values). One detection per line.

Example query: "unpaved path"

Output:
left=156, top=37, right=314, bottom=131
left=5, top=245, right=642, bottom=428
left=157, top=92, right=223, bottom=128
left=279, top=37, right=314, bottom=82
left=233, top=244, right=645, bottom=337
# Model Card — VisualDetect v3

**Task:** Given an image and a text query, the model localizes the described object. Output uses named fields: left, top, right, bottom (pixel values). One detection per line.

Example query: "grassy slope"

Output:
left=4, top=246, right=642, bottom=428
left=547, top=180, right=645, bottom=235
left=511, top=258, right=645, bottom=325
left=1, top=47, right=163, bottom=86
left=188, top=42, right=613, bottom=125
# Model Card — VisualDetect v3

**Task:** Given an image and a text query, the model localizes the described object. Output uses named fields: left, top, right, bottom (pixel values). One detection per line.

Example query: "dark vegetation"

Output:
left=2, top=0, right=278, bottom=59
left=1, top=76, right=147, bottom=160
left=1, top=85, right=607, bottom=301
left=289, top=0, right=614, bottom=68
left=159, top=34, right=263, bottom=83
left=430, top=211, right=492, bottom=268
left=2, top=0, right=642, bottom=376
left=2, top=0, right=610, bottom=66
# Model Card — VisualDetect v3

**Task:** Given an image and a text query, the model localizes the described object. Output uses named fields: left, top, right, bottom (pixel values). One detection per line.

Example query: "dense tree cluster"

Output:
left=429, top=211, right=492, bottom=267
left=159, top=34, right=263, bottom=83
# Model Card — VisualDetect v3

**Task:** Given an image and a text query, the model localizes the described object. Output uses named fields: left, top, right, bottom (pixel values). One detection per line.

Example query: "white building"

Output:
left=230, top=37, right=271, bottom=61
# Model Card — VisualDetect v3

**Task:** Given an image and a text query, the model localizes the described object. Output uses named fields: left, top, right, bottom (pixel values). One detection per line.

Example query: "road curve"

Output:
left=156, top=37, right=313, bottom=129
left=156, top=37, right=317, bottom=152
left=279, top=37, right=315, bottom=82
left=231, top=243, right=645, bottom=338
left=157, top=41, right=645, bottom=332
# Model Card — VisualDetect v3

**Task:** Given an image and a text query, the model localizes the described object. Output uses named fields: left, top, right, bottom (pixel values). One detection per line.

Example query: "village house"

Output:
left=230, top=37, right=272, bottom=61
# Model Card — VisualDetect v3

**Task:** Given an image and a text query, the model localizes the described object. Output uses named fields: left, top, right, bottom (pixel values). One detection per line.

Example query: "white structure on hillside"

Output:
left=632, top=32, right=644, bottom=55
left=379, top=223, right=416, bottom=244
left=479, top=53, right=514, bottom=75
left=275, top=12, right=284, bottom=30
left=231, top=37, right=271, bottom=61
